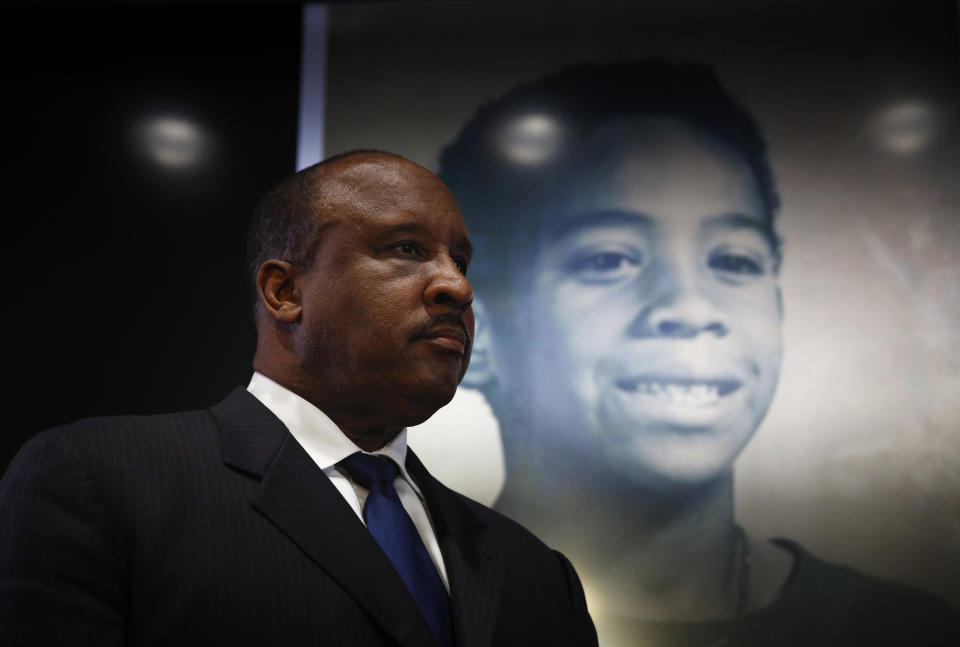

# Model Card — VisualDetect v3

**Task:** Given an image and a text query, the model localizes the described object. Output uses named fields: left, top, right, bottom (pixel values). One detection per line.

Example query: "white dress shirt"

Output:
left=246, top=372, right=449, bottom=590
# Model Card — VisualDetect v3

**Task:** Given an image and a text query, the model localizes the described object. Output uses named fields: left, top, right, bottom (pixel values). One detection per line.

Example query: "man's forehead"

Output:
left=318, top=156, right=412, bottom=198
left=317, top=156, right=444, bottom=207
left=309, top=156, right=467, bottom=241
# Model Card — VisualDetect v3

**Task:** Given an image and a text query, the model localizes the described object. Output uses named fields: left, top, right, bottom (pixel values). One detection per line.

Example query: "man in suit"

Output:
left=0, top=151, right=598, bottom=646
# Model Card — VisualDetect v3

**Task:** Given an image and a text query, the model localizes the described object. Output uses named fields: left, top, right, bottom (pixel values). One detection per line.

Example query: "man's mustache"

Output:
left=410, top=313, right=472, bottom=347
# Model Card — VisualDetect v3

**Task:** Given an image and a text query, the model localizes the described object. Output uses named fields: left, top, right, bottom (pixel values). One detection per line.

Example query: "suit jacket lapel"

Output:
left=406, top=451, right=506, bottom=647
left=212, top=387, right=438, bottom=647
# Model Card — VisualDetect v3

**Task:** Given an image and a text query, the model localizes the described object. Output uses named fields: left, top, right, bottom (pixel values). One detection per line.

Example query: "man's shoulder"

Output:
left=18, top=387, right=262, bottom=458
left=0, top=392, right=260, bottom=532
left=430, top=481, right=597, bottom=645
left=57, top=407, right=215, bottom=435
left=452, top=488, right=547, bottom=542
left=4, top=400, right=233, bottom=485
left=406, top=450, right=544, bottom=545
left=34, top=407, right=217, bottom=453
left=426, top=474, right=571, bottom=566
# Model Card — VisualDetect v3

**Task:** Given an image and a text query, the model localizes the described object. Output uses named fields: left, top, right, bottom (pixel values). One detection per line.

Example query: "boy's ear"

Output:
left=463, top=295, right=497, bottom=388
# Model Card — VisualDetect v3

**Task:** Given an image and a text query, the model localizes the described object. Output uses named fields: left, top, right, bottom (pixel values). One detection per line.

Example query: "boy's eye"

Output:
left=564, top=248, right=643, bottom=284
left=707, top=246, right=768, bottom=284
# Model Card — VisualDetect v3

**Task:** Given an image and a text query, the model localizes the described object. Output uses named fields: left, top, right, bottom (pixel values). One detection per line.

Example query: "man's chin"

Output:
left=395, top=379, right=460, bottom=426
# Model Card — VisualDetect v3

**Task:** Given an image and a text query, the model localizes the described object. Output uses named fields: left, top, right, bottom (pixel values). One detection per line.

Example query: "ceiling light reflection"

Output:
left=496, top=113, right=563, bottom=165
left=136, top=116, right=211, bottom=168
left=869, top=100, right=937, bottom=155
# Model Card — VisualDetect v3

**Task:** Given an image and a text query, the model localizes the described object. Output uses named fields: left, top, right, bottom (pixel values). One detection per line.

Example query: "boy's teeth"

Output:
left=621, top=380, right=722, bottom=406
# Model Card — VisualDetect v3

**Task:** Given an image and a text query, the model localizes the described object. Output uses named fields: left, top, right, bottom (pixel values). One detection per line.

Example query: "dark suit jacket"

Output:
left=0, top=387, right=597, bottom=646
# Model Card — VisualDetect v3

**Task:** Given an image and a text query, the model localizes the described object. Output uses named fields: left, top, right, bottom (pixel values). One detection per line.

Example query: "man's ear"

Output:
left=463, top=295, right=498, bottom=388
left=257, top=260, right=302, bottom=323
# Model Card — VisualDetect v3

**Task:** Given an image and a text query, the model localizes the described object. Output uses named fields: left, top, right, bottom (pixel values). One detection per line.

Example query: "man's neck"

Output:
left=340, top=426, right=404, bottom=452
left=250, top=365, right=403, bottom=451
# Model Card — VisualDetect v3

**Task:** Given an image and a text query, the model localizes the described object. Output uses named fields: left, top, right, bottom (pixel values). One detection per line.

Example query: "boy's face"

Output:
left=488, top=118, right=782, bottom=488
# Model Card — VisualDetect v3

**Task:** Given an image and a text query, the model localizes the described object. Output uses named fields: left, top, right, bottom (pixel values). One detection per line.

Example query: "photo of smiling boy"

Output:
left=438, top=60, right=960, bottom=646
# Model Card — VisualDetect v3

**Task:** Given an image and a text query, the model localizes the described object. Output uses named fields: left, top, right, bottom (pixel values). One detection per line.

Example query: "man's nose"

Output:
left=628, top=262, right=728, bottom=338
left=423, top=255, right=473, bottom=310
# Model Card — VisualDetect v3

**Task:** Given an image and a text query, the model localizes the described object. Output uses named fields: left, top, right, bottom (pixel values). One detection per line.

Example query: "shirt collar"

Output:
left=246, top=372, right=421, bottom=494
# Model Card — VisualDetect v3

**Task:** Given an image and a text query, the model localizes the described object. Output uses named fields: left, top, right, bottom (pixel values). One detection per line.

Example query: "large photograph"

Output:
left=311, top=1, right=960, bottom=644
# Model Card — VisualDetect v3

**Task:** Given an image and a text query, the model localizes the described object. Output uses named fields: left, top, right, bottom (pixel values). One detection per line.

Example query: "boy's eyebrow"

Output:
left=548, top=209, right=655, bottom=240
left=702, top=212, right=770, bottom=233
left=545, top=209, right=777, bottom=255
left=551, top=210, right=774, bottom=237
left=702, top=212, right=779, bottom=251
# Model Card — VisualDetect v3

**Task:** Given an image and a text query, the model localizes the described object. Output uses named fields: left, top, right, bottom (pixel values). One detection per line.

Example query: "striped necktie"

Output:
left=339, top=452, right=454, bottom=647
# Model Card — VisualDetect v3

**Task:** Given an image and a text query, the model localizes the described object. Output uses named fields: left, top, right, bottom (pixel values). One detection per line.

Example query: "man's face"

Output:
left=489, top=118, right=782, bottom=488
left=294, top=157, right=474, bottom=430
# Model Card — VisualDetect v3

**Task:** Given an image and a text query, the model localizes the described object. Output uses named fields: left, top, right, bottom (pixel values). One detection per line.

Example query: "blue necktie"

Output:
left=339, top=453, right=454, bottom=647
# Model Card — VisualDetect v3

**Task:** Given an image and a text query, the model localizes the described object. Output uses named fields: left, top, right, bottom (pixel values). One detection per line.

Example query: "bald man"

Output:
left=0, top=151, right=597, bottom=647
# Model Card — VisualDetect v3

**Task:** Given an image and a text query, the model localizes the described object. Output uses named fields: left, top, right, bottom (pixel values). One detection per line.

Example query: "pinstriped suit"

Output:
left=0, top=387, right=597, bottom=647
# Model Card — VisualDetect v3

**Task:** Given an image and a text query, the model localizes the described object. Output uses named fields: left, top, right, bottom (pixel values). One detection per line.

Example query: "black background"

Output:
left=2, top=3, right=302, bottom=472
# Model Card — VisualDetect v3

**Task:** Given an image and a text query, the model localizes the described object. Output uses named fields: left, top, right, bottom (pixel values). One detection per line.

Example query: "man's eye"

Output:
left=396, top=242, right=419, bottom=256
left=565, top=250, right=642, bottom=283
left=452, top=257, right=468, bottom=275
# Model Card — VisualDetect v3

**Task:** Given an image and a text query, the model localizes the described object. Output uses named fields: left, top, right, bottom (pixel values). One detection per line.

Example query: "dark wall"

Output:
left=2, top=5, right=302, bottom=472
